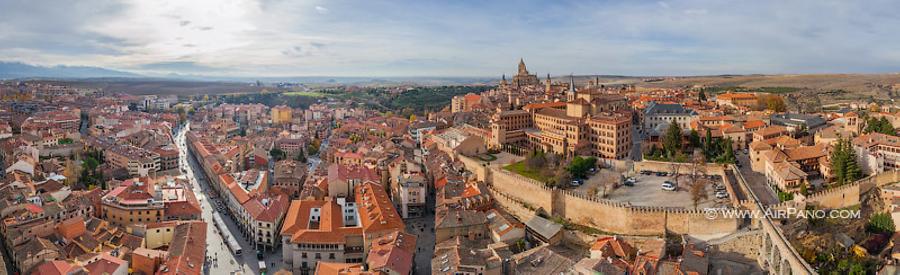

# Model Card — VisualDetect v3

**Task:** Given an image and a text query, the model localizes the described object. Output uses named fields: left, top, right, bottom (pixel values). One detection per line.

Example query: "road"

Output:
left=632, top=124, right=643, bottom=161
left=409, top=148, right=437, bottom=275
left=176, top=123, right=282, bottom=275
left=736, top=152, right=779, bottom=205
left=307, top=135, right=328, bottom=173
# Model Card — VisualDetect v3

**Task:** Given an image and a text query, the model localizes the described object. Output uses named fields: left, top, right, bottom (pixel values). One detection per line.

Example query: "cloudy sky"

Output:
left=1, top=0, right=899, bottom=77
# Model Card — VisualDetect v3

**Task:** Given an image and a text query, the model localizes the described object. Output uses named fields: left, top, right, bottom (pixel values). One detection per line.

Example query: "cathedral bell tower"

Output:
left=566, top=75, right=576, bottom=102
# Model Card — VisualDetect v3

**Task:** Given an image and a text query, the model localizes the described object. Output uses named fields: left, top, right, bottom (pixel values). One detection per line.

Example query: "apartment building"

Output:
left=272, top=105, right=293, bottom=124
left=105, top=144, right=161, bottom=177
left=281, top=182, right=405, bottom=274
left=101, top=178, right=201, bottom=228
left=643, top=102, right=698, bottom=133
left=853, top=133, right=900, bottom=175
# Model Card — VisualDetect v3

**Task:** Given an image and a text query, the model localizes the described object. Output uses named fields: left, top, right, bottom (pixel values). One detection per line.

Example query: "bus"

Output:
left=213, top=212, right=242, bottom=255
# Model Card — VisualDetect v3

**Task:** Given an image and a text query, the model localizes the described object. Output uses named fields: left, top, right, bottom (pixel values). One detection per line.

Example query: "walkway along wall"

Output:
left=803, top=170, right=900, bottom=209
left=487, top=165, right=739, bottom=236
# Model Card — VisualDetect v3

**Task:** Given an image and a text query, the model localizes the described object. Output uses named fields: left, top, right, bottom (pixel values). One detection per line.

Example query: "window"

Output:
left=301, top=252, right=307, bottom=259
left=329, top=253, right=335, bottom=259
left=315, top=253, right=321, bottom=259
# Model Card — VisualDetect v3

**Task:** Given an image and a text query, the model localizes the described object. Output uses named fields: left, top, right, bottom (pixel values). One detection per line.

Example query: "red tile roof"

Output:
left=367, top=231, right=416, bottom=275
left=355, top=182, right=405, bottom=235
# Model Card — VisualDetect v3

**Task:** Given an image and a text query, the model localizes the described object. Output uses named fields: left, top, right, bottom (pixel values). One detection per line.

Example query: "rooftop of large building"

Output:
left=644, top=102, right=697, bottom=116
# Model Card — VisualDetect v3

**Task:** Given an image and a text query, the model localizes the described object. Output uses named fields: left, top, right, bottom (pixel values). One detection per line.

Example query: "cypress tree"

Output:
left=831, top=138, right=844, bottom=185
left=663, top=119, right=683, bottom=159
left=704, top=128, right=713, bottom=156
left=845, top=139, right=863, bottom=183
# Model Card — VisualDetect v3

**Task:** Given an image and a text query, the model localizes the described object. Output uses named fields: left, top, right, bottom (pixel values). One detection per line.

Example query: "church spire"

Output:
left=569, top=74, right=576, bottom=93
left=566, top=74, right=576, bottom=101
left=518, top=58, right=527, bottom=75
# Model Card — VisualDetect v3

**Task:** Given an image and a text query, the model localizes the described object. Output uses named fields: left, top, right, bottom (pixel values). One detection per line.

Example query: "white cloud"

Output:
left=0, top=0, right=899, bottom=76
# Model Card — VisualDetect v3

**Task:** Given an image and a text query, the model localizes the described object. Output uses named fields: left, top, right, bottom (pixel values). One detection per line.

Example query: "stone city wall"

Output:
left=488, top=164, right=739, bottom=236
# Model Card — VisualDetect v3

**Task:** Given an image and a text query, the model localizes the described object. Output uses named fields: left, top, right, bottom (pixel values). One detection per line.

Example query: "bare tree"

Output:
left=688, top=150, right=709, bottom=210
left=669, top=162, right=682, bottom=186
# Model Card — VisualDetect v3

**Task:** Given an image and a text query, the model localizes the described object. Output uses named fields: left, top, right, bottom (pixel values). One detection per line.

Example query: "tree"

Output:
left=831, top=138, right=863, bottom=185
left=662, top=119, right=683, bottom=159
left=757, top=94, right=787, bottom=112
left=526, top=150, right=546, bottom=171
left=867, top=212, right=895, bottom=234
left=63, top=159, right=78, bottom=185
left=865, top=116, right=896, bottom=135
left=98, top=170, right=106, bottom=190
left=688, top=129, right=701, bottom=149
left=270, top=148, right=286, bottom=161
left=703, top=128, right=713, bottom=156
left=295, top=149, right=307, bottom=163
left=566, top=156, right=597, bottom=180
left=698, top=89, right=707, bottom=101
left=550, top=168, right=570, bottom=188
left=714, top=138, right=736, bottom=164
left=307, top=138, right=321, bottom=155
left=688, top=152, right=708, bottom=210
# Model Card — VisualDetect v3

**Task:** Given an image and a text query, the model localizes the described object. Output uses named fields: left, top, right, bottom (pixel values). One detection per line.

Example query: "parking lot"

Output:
left=604, top=172, right=729, bottom=209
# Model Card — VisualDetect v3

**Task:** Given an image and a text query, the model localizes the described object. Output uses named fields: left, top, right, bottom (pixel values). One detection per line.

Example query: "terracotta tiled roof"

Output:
left=743, top=119, right=766, bottom=129
left=523, top=101, right=567, bottom=111
left=58, top=217, right=86, bottom=241
left=84, top=253, right=127, bottom=275
left=33, top=260, right=81, bottom=275
left=785, top=144, right=828, bottom=161
left=591, top=235, right=637, bottom=260
left=158, top=221, right=207, bottom=275
left=755, top=125, right=788, bottom=137
left=314, top=262, right=374, bottom=275
left=355, top=182, right=405, bottom=234
left=281, top=198, right=364, bottom=244
left=367, top=231, right=416, bottom=275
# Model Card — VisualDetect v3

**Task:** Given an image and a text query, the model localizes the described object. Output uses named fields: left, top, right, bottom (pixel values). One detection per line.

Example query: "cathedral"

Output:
left=502, top=58, right=540, bottom=88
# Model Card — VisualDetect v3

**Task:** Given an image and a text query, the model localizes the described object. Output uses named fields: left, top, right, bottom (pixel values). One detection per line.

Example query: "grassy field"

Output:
left=503, top=161, right=549, bottom=182
left=283, top=91, right=328, bottom=97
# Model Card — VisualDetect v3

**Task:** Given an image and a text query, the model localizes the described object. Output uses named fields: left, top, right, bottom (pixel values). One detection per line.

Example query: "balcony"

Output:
left=344, top=246, right=364, bottom=254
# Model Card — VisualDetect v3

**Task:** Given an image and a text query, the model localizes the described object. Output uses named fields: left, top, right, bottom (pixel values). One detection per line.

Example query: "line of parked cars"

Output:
left=715, top=183, right=729, bottom=199
left=570, top=167, right=600, bottom=187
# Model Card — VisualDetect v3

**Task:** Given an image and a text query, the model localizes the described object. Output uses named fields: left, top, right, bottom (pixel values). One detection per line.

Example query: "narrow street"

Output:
left=176, top=123, right=282, bottom=275
left=736, top=153, right=779, bottom=205
left=409, top=148, right=436, bottom=275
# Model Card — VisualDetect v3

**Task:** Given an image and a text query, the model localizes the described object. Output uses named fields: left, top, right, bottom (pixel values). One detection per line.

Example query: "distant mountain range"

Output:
left=0, top=61, right=140, bottom=79
left=0, top=61, right=498, bottom=86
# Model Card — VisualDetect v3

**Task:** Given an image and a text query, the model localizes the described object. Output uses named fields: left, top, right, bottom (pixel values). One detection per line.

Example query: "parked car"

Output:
left=640, top=170, right=651, bottom=175
left=716, top=191, right=729, bottom=199
left=715, top=184, right=727, bottom=192
left=623, top=177, right=636, bottom=186
left=661, top=182, right=676, bottom=191
left=571, top=179, right=584, bottom=186
left=656, top=172, right=668, bottom=176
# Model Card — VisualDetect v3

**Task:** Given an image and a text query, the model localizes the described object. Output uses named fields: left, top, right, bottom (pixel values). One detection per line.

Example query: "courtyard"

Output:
left=601, top=173, right=728, bottom=209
